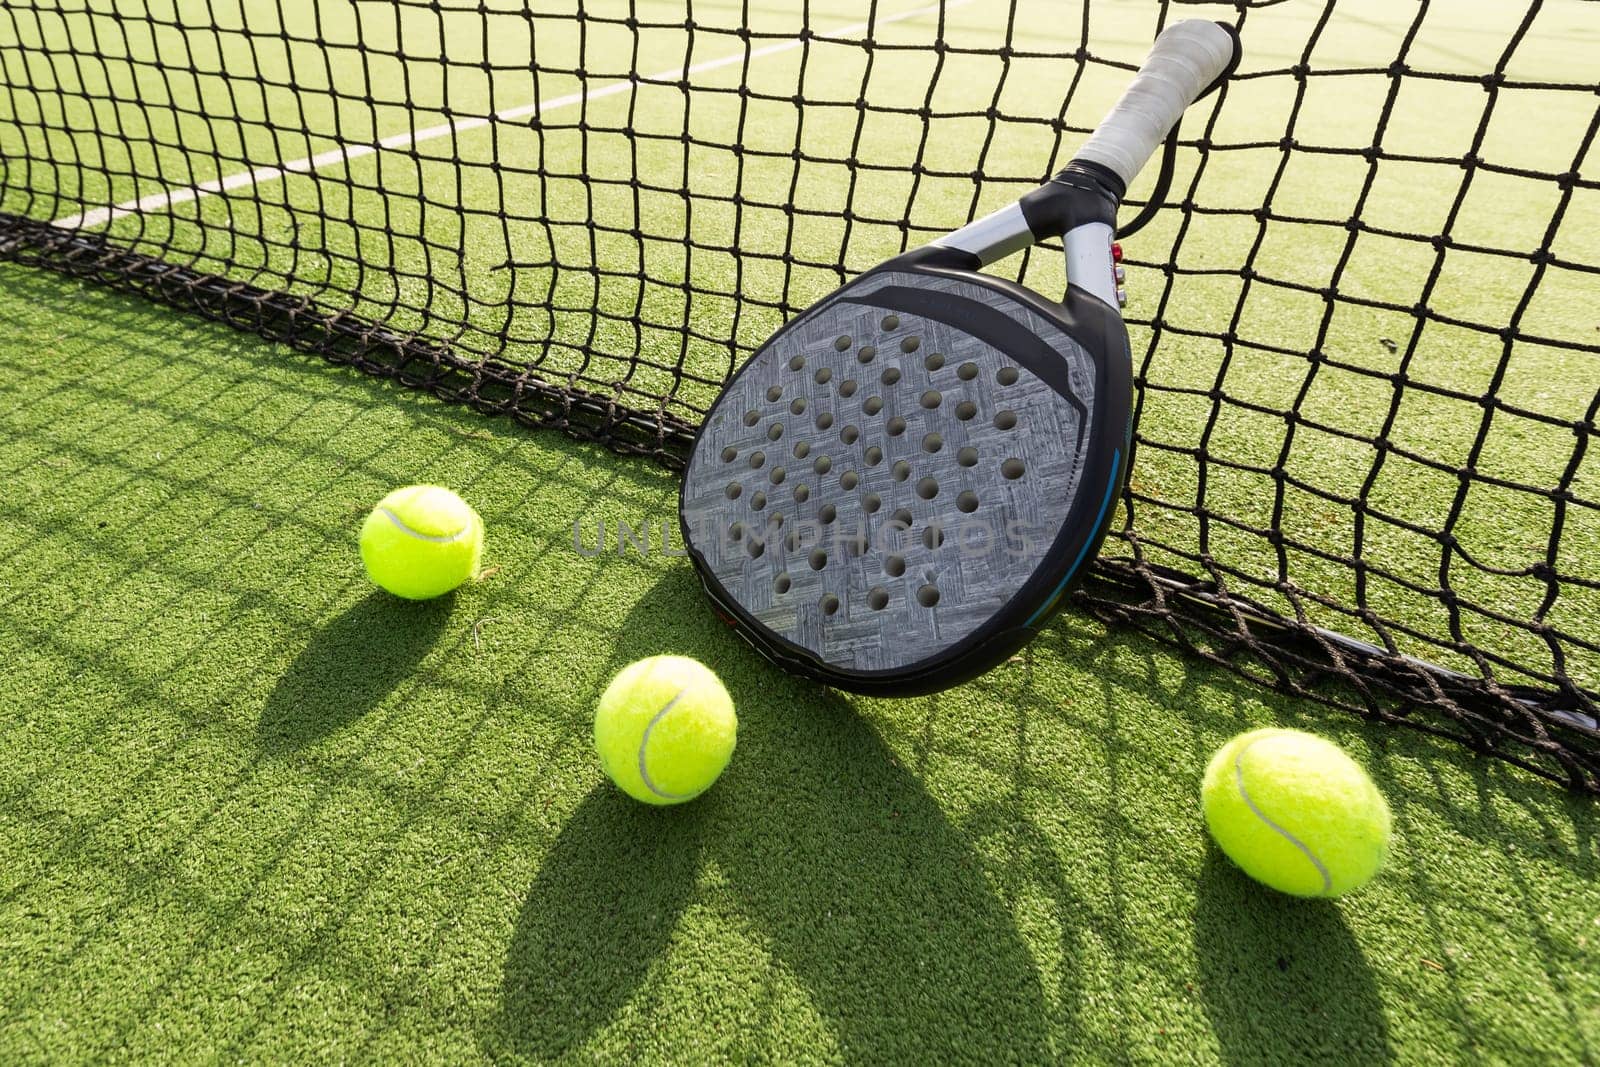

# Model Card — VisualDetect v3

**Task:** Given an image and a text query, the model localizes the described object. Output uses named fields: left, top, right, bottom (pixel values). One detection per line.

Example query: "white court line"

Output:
left=51, top=0, right=972, bottom=231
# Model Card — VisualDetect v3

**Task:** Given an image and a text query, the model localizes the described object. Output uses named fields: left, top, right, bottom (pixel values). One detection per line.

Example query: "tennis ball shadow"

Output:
left=493, top=785, right=709, bottom=1060
left=1194, top=849, right=1391, bottom=1065
left=492, top=569, right=1055, bottom=1061
left=258, top=591, right=452, bottom=748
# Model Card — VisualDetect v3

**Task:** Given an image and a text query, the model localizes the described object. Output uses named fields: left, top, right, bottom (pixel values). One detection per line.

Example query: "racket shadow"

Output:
left=491, top=568, right=1055, bottom=1060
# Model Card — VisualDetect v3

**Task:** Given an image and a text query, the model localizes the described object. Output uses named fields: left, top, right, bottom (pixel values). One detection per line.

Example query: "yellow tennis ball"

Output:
left=594, top=655, right=738, bottom=805
left=1201, top=728, right=1391, bottom=898
left=358, top=485, right=484, bottom=600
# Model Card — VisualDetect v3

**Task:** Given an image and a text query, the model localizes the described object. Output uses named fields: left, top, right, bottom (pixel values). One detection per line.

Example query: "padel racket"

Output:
left=680, top=20, right=1242, bottom=694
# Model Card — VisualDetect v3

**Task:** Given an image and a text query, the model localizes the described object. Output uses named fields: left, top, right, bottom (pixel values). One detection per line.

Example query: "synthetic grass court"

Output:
left=2, top=265, right=1597, bottom=1063
left=2, top=0, right=1598, bottom=1062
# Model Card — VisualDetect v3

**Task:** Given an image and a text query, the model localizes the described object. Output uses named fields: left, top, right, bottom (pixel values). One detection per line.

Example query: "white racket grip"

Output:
left=1073, top=20, right=1239, bottom=189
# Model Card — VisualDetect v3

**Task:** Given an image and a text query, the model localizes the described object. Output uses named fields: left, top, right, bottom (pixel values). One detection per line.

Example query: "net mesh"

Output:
left=2, top=0, right=1596, bottom=791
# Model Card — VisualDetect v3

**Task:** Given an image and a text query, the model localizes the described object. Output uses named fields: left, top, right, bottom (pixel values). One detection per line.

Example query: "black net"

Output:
left=2, top=0, right=1596, bottom=791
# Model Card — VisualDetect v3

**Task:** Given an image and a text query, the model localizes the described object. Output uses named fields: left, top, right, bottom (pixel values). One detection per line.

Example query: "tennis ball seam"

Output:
left=375, top=505, right=474, bottom=544
left=1234, top=740, right=1334, bottom=895
left=637, top=686, right=693, bottom=800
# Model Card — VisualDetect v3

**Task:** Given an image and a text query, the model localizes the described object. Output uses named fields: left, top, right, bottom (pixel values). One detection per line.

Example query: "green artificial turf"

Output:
left=0, top=264, right=1595, bottom=1064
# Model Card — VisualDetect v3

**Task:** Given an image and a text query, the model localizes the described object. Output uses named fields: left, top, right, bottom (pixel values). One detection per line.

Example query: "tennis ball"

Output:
left=358, top=485, right=484, bottom=600
left=1201, top=728, right=1391, bottom=898
left=594, top=655, right=737, bottom=805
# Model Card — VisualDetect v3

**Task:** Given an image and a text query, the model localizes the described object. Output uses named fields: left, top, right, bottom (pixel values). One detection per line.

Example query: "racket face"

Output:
left=680, top=260, right=1130, bottom=694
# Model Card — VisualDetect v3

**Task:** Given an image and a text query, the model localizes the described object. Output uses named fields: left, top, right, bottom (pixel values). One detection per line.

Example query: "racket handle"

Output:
left=1072, top=20, right=1240, bottom=192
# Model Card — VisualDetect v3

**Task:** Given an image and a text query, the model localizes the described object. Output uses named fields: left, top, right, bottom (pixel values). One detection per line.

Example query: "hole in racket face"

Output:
left=681, top=266, right=1113, bottom=680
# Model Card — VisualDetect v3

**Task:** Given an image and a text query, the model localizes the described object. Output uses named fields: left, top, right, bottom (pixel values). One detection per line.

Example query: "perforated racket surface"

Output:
left=680, top=259, right=1129, bottom=693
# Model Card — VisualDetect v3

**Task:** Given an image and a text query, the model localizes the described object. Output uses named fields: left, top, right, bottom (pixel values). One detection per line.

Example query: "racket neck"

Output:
left=924, top=162, right=1123, bottom=309
left=1027, top=161, right=1123, bottom=238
